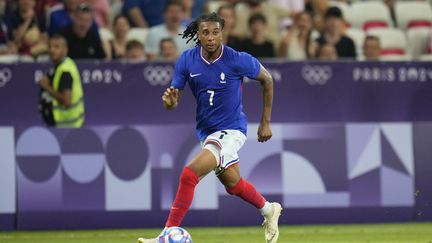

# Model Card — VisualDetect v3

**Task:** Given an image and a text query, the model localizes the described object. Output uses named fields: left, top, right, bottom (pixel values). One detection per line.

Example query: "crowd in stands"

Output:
left=0, top=0, right=432, bottom=62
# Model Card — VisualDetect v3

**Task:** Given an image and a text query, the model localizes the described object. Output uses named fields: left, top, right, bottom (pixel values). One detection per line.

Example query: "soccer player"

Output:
left=138, top=12, right=282, bottom=243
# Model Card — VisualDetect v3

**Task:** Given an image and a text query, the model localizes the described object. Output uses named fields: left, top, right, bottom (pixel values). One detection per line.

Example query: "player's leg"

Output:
left=138, top=149, right=217, bottom=243
left=165, top=149, right=216, bottom=227
left=218, top=164, right=282, bottom=243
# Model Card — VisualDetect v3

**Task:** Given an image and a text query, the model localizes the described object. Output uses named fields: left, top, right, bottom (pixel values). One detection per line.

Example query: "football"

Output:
left=158, top=226, right=193, bottom=243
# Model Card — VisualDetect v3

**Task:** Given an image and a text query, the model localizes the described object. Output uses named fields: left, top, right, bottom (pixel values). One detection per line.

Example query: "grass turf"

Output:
left=1, top=223, right=431, bottom=243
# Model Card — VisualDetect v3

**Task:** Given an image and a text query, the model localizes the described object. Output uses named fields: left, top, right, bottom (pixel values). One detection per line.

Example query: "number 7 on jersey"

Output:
left=207, top=90, right=214, bottom=106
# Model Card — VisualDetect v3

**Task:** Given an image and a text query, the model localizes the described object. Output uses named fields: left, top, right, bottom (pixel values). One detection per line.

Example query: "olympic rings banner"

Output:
left=1, top=61, right=432, bottom=126
left=1, top=61, right=432, bottom=230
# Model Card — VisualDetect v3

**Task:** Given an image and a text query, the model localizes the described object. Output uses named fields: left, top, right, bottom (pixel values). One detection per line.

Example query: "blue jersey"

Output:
left=172, top=45, right=261, bottom=141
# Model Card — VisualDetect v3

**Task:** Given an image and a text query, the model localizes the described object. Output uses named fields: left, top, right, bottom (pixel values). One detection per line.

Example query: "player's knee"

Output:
left=225, top=178, right=245, bottom=195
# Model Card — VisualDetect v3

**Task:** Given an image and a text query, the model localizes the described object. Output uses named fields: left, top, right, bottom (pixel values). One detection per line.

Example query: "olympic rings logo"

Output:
left=0, top=68, right=12, bottom=87
left=301, top=65, right=332, bottom=86
left=143, top=65, right=173, bottom=86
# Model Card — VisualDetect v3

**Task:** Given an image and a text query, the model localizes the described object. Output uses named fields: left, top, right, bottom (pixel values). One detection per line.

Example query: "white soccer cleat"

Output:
left=262, top=202, right=282, bottom=243
left=137, top=237, right=158, bottom=243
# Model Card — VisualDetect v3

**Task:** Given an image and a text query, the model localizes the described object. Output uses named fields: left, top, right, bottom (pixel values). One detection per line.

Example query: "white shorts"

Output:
left=201, top=130, right=247, bottom=176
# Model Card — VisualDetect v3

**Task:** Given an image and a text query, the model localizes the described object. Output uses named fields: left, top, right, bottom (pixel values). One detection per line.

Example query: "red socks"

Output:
left=226, top=178, right=266, bottom=209
left=165, top=167, right=199, bottom=227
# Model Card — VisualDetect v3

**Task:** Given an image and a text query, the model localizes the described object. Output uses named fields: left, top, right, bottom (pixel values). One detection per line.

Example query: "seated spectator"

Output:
left=363, top=35, right=381, bottom=61
left=105, top=15, right=130, bottom=60
left=305, top=0, right=329, bottom=33
left=125, top=39, right=145, bottom=61
left=217, top=4, right=241, bottom=50
left=314, top=7, right=356, bottom=59
left=234, top=0, right=294, bottom=48
left=3, top=0, right=48, bottom=57
left=145, top=0, right=194, bottom=60
left=0, top=18, right=17, bottom=55
left=35, top=0, right=60, bottom=31
left=58, top=3, right=106, bottom=59
left=238, top=13, right=275, bottom=58
left=82, top=0, right=111, bottom=28
left=181, top=0, right=193, bottom=26
left=316, top=43, right=337, bottom=60
left=48, top=0, right=80, bottom=35
left=159, top=37, right=179, bottom=61
left=269, top=0, right=304, bottom=29
left=278, top=11, right=318, bottom=60
left=122, top=0, right=167, bottom=28
left=49, top=0, right=99, bottom=36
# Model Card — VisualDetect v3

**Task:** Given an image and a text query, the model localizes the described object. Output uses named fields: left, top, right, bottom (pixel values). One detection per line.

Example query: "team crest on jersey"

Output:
left=220, top=72, right=226, bottom=84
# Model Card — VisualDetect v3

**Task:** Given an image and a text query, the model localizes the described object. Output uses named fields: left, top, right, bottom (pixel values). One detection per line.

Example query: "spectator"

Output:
left=363, top=35, right=381, bottom=61
left=125, top=39, right=145, bottom=61
left=305, top=0, right=329, bottom=33
left=181, top=0, right=194, bottom=26
left=35, top=0, right=60, bottom=31
left=39, top=34, right=85, bottom=128
left=316, top=43, right=337, bottom=60
left=145, top=0, right=194, bottom=61
left=159, top=37, right=179, bottom=61
left=190, top=0, right=207, bottom=19
left=82, top=0, right=111, bottom=28
left=234, top=0, right=294, bottom=48
left=3, top=0, right=48, bottom=57
left=217, top=4, right=241, bottom=50
left=238, top=13, right=275, bottom=58
left=58, top=3, right=106, bottom=59
left=269, top=0, right=304, bottom=29
left=314, top=6, right=356, bottom=59
left=278, top=11, right=318, bottom=60
left=0, top=18, right=17, bottom=55
left=122, top=0, right=167, bottom=27
left=105, top=15, right=130, bottom=60
left=48, top=0, right=80, bottom=35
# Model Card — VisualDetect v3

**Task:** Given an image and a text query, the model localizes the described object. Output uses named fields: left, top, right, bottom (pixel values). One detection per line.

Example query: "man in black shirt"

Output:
left=238, top=13, right=275, bottom=58
left=315, top=7, right=356, bottom=59
left=58, top=3, right=105, bottom=59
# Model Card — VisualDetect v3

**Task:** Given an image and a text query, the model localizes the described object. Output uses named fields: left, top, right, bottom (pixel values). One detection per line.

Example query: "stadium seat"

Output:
left=350, top=1, right=392, bottom=31
left=418, top=54, right=432, bottom=61
left=345, top=28, right=366, bottom=57
left=18, top=55, right=34, bottom=63
left=99, top=28, right=114, bottom=42
left=127, top=28, right=149, bottom=45
left=368, top=28, right=408, bottom=58
left=406, top=28, right=430, bottom=59
left=36, top=55, right=50, bottom=63
left=395, top=1, right=432, bottom=29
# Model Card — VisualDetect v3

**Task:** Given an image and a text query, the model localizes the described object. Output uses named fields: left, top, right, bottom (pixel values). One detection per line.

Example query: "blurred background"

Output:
left=0, top=0, right=432, bottom=233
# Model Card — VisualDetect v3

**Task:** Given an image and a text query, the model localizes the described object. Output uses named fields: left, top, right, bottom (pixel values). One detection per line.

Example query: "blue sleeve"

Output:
left=123, top=0, right=141, bottom=11
left=236, top=51, right=261, bottom=79
left=171, top=53, right=188, bottom=90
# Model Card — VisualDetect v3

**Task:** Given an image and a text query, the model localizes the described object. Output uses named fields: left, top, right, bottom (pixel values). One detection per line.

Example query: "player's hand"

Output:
left=162, top=86, right=179, bottom=110
left=257, top=122, right=272, bottom=143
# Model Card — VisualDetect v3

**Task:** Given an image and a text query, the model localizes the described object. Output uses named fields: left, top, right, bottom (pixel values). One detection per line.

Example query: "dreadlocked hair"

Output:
left=180, top=12, right=225, bottom=46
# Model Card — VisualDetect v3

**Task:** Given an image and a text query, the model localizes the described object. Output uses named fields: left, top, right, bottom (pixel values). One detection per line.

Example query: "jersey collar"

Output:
left=200, top=45, right=224, bottom=65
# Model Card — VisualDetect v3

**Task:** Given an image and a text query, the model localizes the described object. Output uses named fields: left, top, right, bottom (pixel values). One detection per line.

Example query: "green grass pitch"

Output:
left=1, top=223, right=431, bottom=243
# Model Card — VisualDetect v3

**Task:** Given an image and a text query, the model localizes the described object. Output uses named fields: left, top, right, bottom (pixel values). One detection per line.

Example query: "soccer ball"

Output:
left=158, top=226, right=192, bottom=243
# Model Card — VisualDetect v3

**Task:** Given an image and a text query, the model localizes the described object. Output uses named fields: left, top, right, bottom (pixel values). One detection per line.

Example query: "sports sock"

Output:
left=165, top=167, right=199, bottom=227
left=259, top=201, right=273, bottom=217
left=226, top=178, right=266, bottom=209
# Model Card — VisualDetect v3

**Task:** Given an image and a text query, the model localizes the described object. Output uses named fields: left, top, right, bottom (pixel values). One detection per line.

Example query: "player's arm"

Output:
left=255, top=64, right=274, bottom=143
left=162, top=86, right=183, bottom=110
left=39, top=74, right=72, bottom=107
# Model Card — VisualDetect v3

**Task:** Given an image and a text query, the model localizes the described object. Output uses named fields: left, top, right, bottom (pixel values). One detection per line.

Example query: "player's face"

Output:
left=198, top=21, right=223, bottom=53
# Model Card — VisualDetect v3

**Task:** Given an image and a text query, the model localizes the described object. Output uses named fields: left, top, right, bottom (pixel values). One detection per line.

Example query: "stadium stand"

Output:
left=350, top=1, right=393, bottom=31
left=395, top=1, right=432, bottom=30
left=368, top=28, right=408, bottom=58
